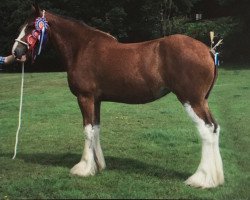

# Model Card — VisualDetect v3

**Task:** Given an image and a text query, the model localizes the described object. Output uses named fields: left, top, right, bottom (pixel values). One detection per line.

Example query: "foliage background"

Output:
left=0, top=0, right=249, bottom=71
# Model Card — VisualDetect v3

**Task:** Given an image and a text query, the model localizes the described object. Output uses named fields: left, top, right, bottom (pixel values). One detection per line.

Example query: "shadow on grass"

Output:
left=0, top=153, right=190, bottom=180
left=106, top=156, right=190, bottom=180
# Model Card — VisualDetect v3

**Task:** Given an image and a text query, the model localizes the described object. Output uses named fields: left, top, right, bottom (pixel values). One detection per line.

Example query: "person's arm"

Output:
left=0, top=55, right=15, bottom=65
left=0, top=56, right=5, bottom=65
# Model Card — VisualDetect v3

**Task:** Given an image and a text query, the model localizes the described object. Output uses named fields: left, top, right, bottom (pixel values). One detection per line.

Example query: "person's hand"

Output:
left=3, top=55, right=26, bottom=64
left=15, top=55, right=27, bottom=63
left=5, top=55, right=15, bottom=64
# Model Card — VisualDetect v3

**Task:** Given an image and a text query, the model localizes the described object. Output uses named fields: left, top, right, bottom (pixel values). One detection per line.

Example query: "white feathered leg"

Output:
left=93, top=125, right=106, bottom=170
left=184, top=103, right=224, bottom=188
left=70, top=124, right=98, bottom=176
left=213, top=126, right=224, bottom=185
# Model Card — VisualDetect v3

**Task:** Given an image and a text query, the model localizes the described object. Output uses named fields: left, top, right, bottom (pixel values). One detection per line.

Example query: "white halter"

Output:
left=15, top=39, right=29, bottom=49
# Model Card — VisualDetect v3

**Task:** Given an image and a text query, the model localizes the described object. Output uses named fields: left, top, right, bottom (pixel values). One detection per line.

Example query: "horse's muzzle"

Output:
left=14, top=45, right=27, bottom=60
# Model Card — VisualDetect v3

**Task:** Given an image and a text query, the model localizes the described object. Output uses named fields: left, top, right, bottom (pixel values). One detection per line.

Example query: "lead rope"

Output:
left=12, top=62, right=25, bottom=159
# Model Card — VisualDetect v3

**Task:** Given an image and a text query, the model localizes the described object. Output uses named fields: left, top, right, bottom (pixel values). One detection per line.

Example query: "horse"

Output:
left=12, top=4, right=224, bottom=188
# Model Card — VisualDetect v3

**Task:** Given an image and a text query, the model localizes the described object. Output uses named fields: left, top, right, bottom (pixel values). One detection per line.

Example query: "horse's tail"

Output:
left=205, top=53, right=218, bottom=99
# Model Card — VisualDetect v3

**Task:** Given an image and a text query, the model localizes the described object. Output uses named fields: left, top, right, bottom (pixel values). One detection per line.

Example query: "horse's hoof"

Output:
left=184, top=170, right=223, bottom=189
left=70, top=160, right=97, bottom=177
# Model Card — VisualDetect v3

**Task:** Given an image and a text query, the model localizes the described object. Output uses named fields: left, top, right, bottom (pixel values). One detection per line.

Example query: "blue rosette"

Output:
left=35, top=17, right=48, bottom=31
left=35, top=17, right=49, bottom=55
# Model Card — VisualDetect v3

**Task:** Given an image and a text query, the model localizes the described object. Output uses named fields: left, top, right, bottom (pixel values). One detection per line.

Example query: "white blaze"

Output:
left=12, top=24, right=27, bottom=54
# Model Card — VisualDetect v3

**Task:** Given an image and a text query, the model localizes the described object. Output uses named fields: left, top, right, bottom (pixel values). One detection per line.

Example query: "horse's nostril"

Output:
left=14, top=50, right=19, bottom=58
left=14, top=48, right=24, bottom=59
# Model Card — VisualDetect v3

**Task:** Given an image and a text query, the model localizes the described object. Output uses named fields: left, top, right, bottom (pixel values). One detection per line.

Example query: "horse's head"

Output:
left=12, top=4, right=49, bottom=62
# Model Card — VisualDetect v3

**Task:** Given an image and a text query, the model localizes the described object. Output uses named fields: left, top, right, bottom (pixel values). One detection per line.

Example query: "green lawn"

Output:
left=0, top=66, right=249, bottom=199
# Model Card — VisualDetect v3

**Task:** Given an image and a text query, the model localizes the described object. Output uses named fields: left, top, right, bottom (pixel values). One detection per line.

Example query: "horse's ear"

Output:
left=31, top=2, right=41, bottom=16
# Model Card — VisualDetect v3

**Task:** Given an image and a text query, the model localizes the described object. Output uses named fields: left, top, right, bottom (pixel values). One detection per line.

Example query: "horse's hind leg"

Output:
left=183, top=101, right=224, bottom=188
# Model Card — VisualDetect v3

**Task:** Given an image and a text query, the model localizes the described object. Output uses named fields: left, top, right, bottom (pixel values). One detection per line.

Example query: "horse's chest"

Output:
left=67, top=72, right=93, bottom=96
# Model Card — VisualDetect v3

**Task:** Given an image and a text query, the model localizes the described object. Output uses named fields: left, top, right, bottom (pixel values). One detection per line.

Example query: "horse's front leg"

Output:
left=70, top=95, right=105, bottom=177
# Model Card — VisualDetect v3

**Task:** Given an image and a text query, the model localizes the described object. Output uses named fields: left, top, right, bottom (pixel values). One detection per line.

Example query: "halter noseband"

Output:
left=15, top=10, right=49, bottom=62
left=15, top=39, right=29, bottom=49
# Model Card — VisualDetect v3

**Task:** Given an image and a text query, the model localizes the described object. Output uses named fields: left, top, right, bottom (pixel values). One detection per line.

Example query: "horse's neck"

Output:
left=46, top=12, right=92, bottom=68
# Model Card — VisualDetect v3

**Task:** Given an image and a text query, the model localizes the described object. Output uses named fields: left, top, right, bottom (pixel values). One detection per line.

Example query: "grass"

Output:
left=0, top=66, right=249, bottom=199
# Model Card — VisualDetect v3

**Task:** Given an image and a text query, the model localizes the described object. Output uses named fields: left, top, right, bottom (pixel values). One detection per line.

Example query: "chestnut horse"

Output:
left=12, top=5, right=224, bottom=188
